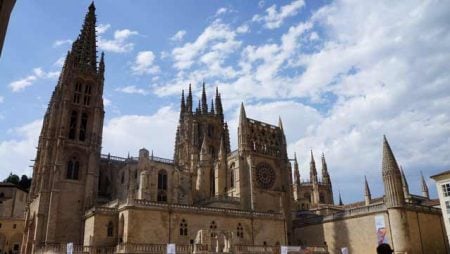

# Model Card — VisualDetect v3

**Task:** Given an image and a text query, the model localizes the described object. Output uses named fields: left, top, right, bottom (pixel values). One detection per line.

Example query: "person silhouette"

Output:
left=377, top=243, right=394, bottom=254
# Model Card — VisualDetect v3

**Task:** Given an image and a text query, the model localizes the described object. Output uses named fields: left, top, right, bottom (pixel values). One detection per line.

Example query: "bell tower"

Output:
left=23, top=3, right=105, bottom=252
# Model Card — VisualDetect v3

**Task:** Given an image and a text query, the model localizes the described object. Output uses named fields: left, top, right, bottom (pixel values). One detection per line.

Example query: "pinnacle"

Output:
left=382, top=135, right=400, bottom=173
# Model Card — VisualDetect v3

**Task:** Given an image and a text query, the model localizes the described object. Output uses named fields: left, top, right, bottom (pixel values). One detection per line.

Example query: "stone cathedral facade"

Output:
left=20, top=3, right=448, bottom=254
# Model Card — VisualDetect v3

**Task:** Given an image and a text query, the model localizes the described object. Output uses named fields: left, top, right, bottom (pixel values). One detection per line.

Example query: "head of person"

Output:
left=377, top=243, right=393, bottom=254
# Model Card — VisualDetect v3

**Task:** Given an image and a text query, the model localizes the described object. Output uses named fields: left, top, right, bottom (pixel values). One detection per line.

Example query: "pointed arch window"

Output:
left=73, top=82, right=82, bottom=104
left=236, top=223, right=244, bottom=238
left=107, top=221, right=114, bottom=237
left=67, top=157, right=80, bottom=180
left=68, top=111, right=78, bottom=140
left=179, top=219, right=188, bottom=236
left=83, top=84, right=92, bottom=106
left=79, top=113, right=88, bottom=141
left=157, top=170, right=168, bottom=202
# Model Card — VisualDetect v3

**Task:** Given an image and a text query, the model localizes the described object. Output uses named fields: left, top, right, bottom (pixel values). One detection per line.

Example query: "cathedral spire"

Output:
left=310, top=150, right=318, bottom=183
left=400, top=166, right=410, bottom=199
left=239, top=102, right=247, bottom=125
left=321, top=153, right=330, bottom=184
left=421, top=171, right=429, bottom=199
left=382, top=135, right=405, bottom=208
left=215, top=87, right=223, bottom=119
left=338, top=191, right=343, bottom=206
left=186, top=83, right=193, bottom=113
left=294, top=153, right=300, bottom=185
left=210, top=99, right=215, bottom=114
left=72, top=1, right=97, bottom=72
left=364, top=175, right=371, bottom=205
left=218, top=135, right=226, bottom=160
left=278, top=116, right=284, bottom=131
left=201, top=82, right=208, bottom=114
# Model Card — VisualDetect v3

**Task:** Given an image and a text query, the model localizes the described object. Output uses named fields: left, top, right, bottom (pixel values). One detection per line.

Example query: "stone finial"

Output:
left=421, top=171, right=429, bottom=199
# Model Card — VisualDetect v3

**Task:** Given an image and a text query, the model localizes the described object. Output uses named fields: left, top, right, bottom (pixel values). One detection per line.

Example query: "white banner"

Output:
left=167, top=243, right=176, bottom=254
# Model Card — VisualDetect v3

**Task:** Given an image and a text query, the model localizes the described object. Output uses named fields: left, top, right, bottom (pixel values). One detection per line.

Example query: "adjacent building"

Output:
left=431, top=170, right=450, bottom=246
left=0, top=183, right=27, bottom=254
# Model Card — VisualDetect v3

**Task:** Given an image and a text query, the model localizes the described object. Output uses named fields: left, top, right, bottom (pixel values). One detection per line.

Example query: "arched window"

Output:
left=210, top=221, right=217, bottom=237
left=68, top=111, right=78, bottom=140
left=79, top=113, right=88, bottom=141
left=73, top=82, right=82, bottom=104
left=66, top=157, right=80, bottom=180
left=107, top=221, right=114, bottom=237
left=157, top=170, right=168, bottom=202
left=119, top=215, right=124, bottom=243
left=121, top=172, right=125, bottom=184
left=179, top=219, right=188, bottom=236
left=319, top=192, right=325, bottom=203
left=236, top=223, right=244, bottom=238
left=83, top=84, right=91, bottom=106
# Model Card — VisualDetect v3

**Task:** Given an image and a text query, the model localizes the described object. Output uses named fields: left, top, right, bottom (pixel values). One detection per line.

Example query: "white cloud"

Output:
left=253, top=0, right=305, bottom=29
left=8, top=68, right=60, bottom=92
left=52, top=39, right=72, bottom=47
left=236, top=24, right=250, bottom=34
left=215, top=7, right=228, bottom=16
left=98, top=28, right=139, bottom=53
left=170, top=30, right=187, bottom=42
left=103, top=97, right=112, bottom=107
left=102, top=106, right=178, bottom=158
left=96, top=23, right=111, bottom=34
left=115, top=85, right=148, bottom=95
left=0, top=120, right=42, bottom=179
left=53, top=56, right=65, bottom=67
left=171, top=20, right=241, bottom=70
left=131, top=51, right=160, bottom=75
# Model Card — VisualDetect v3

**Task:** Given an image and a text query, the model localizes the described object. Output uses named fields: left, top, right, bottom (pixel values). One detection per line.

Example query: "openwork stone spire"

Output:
left=421, top=171, right=429, bottom=199
left=310, top=150, right=318, bottom=183
left=294, top=153, right=300, bottom=185
left=71, top=2, right=97, bottom=72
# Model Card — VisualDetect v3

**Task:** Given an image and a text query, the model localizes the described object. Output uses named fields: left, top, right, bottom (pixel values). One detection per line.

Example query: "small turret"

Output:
left=400, top=166, right=410, bottom=200
left=364, top=176, right=371, bottom=206
left=321, top=153, right=330, bottom=185
left=200, top=136, right=209, bottom=161
left=215, top=87, right=223, bottom=120
left=238, top=103, right=248, bottom=151
left=210, top=99, right=215, bottom=114
left=98, top=52, right=105, bottom=79
left=310, top=151, right=318, bottom=183
left=201, top=82, right=208, bottom=114
left=179, top=90, right=185, bottom=121
left=421, top=171, right=429, bottom=199
left=338, top=191, right=343, bottom=206
left=382, top=136, right=405, bottom=208
left=294, top=153, right=300, bottom=185
left=186, top=83, right=193, bottom=113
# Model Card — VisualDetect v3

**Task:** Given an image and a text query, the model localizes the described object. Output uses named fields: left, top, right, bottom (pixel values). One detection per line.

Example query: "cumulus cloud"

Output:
left=97, top=24, right=139, bottom=53
left=115, top=85, right=148, bottom=95
left=0, top=119, right=42, bottom=179
left=215, top=7, right=228, bottom=16
left=131, top=51, right=160, bottom=75
left=102, top=106, right=178, bottom=158
left=171, top=20, right=241, bottom=70
left=253, top=0, right=305, bottom=29
left=170, top=30, right=187, bottom=42
left=8, top=68, right=59, bottom=92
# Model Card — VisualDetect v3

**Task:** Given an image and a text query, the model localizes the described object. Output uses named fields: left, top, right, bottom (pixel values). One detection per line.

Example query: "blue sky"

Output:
left=1, top=0, right=449, bottom=203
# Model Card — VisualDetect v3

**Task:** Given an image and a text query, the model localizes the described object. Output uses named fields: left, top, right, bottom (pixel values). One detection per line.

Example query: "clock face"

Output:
left=256, top=163, right=276, bottom=189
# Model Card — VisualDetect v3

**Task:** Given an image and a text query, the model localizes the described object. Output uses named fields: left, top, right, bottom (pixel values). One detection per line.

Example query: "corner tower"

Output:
left=23, top=3, right=105, bottom=252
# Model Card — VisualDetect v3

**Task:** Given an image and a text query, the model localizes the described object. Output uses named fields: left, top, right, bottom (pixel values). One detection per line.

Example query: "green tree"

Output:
left=4, top=173, right=19, bottom=185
